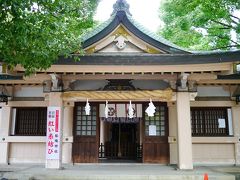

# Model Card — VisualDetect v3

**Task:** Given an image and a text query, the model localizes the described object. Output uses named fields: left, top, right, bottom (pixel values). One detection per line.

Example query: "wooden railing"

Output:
left=99, top=142, right=142, bottom=160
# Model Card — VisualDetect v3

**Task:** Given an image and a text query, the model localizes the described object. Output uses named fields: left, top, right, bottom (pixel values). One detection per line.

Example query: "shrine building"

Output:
left=0, top=0, right=240, bottom=170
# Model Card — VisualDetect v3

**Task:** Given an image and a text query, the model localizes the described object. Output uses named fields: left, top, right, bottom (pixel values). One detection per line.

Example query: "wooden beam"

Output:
left=1, top=101, right=48, bottom=107
left=197, top=80, right=240, bottom=84
left=23, top=74, right=51, bottom=81
left=63, top=89, right=173, bottom=101
left=62, top=74, right=177, bottom=81
left=188, top=73, right=217, bottom=81
left=0, top=80, right=43, bottom=85
left=14, top=63, right=232, bottom=73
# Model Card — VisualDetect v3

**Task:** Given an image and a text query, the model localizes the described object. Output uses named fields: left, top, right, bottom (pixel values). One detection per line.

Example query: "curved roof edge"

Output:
left=81, top=0, right=240, bottom=56
left=190, top=49, right=240, bottom=55
left=57, top=50, right=240, bottom=65
left=82, top=11, right=190, bottom=54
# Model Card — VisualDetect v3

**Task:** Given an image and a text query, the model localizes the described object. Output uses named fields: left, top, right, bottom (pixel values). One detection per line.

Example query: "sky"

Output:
left=94, top=0, right=163, bottom=32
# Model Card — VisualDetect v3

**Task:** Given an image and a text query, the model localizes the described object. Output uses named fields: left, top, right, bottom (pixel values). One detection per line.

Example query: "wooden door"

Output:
left=72, top=103, right=99, bottom=163
left=143, top=102, right=169, bottom=163
left=106, top=123, right=137, bottom=159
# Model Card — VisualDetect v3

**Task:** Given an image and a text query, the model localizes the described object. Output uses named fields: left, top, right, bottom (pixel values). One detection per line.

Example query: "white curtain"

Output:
left=99, top=103, right=142, bottom=118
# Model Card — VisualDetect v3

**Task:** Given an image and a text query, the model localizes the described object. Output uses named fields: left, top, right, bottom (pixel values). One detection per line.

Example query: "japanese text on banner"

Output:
left=46, top=107, right=61, bottom=160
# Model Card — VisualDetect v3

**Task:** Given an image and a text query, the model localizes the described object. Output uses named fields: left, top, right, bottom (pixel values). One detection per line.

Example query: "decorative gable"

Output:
left=82, top=0, right=189, bottom=55
left=85, top=25, right=162, bottom=54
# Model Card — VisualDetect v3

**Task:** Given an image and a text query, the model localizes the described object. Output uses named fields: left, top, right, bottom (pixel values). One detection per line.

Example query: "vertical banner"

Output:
left=46, top=107, right=61, bottom=160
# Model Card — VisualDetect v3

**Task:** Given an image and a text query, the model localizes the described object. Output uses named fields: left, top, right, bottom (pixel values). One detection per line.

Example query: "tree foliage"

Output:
left=159, top=0, right=240, bottom=51
left=0, top=0, right=98, bottom=74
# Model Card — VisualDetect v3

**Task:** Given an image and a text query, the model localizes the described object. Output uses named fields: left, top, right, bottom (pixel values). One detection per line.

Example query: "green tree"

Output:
left=0, top=0, right=98, bottom=74
left=159, top=0, right=240, bottom=51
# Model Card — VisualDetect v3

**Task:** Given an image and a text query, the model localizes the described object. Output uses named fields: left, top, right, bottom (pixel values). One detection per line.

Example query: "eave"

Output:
left=56, top=50, right=240, bottom=65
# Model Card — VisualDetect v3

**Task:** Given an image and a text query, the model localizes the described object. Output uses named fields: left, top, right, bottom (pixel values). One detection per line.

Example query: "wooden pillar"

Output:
left=0, top=106, right=11, bottom=164
left=168, top=102, right=178, bottom=165
left=176, top=92, right=193, bottom=170
left=140, top=118, right=143, bottom=145
left=232, top=105, right=240, bottom=165
left=62, top=102, right=74, bottom=164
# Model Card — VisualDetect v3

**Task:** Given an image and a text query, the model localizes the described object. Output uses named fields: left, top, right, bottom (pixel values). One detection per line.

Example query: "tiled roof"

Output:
left=81, top=0, right=238, bottom=55
left=81, top=16, right=115, bottom=42
left=125, top=14, right=188, bottom=52
left=81, top=0, right=189, bottom=53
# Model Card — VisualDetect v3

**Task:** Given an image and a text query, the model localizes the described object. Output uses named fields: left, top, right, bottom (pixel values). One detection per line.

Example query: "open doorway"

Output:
left=99, top=121, right=142, bottom=162
left=109, top=123, right=137, bottom=158
left=98, top=102, right=142, bottom=162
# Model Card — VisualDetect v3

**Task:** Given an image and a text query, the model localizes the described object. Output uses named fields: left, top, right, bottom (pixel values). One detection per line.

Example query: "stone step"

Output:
left=0, top=164, right=238, bottom=180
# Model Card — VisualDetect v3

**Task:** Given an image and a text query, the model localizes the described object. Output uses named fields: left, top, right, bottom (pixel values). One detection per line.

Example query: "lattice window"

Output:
left=75, top=105, right=97, bottom=136
left=15, top=107, right=47, bottom=136
left=191, top=107, right=229, bottom=136
left=145, top=105, right=166, bottom=136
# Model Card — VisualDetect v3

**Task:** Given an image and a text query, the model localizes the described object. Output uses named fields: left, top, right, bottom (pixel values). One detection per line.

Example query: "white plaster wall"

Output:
left=197, top=86, right=230, bottom=97
left=14, top=86, right=44, bottom=97
left=169, top=101, right=237, bottom=165
left=9, top=142, right=45, bottom=163
left=192, top=144, right=235, bottom=164
left=98, top=42, right=144, bottom=53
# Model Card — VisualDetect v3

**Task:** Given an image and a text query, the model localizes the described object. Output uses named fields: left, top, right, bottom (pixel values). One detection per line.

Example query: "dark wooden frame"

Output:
left=142, top=102, right=169, bottom=163
left=72, top=101, right=170, bottom=163
left=72, top=102, right=100, bottom=163
left=73, top=101, right=144, bottom=163
left=191, top=107, right=230, bottom=137
left=14, top=107, right=47, bottom=136
left=74, top=104, right=98, bottom=136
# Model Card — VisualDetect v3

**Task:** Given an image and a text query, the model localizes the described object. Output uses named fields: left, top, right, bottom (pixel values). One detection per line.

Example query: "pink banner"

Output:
left=55, top=110, right=59, bottom=132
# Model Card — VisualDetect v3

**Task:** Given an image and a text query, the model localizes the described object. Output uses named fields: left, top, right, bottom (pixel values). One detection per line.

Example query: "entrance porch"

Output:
left=72, top=101, right=170, bottom=164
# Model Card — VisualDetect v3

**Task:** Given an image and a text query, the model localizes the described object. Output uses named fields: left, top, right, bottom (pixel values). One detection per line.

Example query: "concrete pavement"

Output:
left=0, top=163, right=239, bottom=180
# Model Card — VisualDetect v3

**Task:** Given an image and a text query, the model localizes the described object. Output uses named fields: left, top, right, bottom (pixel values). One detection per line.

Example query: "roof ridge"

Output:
left=111, top=0, right=132, bottom=16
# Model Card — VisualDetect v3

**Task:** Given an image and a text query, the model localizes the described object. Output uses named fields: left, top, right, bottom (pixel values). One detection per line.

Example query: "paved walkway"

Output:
left=0, top=163, right=239, bottom=180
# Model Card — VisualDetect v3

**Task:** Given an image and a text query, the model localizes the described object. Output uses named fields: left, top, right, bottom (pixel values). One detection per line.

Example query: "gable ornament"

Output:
left=114, top=35, right=128, bottom=50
